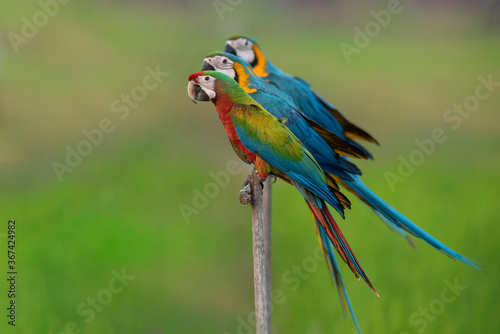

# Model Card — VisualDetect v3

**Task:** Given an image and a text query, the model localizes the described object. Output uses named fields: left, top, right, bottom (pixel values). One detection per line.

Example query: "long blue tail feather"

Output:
left=344, top=175, right=480, bottom=270
left=314, top=218, right=362, bottom=334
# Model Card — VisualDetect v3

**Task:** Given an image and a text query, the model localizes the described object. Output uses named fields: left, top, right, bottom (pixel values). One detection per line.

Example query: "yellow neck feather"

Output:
left=253, top=45, right=269, bottom=77
left=234, top=62, right=257, bottom=94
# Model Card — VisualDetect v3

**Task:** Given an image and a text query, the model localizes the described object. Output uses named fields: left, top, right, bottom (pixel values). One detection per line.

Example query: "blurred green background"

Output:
left=0, top=1, right=499, bottom=333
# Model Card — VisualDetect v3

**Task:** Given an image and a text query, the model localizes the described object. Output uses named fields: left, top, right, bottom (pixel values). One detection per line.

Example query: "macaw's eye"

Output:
left=244, top=40, right=249, bottom=46
left=222, top=58, right=228, bottom=64
left=204, top=76, right=210, bottom=81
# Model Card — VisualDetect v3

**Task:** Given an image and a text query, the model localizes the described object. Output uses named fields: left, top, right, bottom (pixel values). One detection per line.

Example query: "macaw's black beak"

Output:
left=187, top=81, right=211, bottom=104
left=201, top=61, right=215, bottom=71
left=224, top=43, right=237, bottom=55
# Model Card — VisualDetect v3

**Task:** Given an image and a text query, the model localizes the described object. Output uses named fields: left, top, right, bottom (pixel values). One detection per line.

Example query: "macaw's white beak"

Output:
left=187, top=80, right=212, bottom=104
left=187, top=80, right=198, bottom=103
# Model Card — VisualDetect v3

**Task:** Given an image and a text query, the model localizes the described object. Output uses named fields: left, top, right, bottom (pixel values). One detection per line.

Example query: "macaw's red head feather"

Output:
left=188, top=72, right=203, bottom=82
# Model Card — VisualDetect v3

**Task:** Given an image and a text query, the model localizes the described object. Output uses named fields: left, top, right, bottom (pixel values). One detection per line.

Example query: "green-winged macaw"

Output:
left=188, top=70, right=374, bottom=332
left=223, top=36, right=479, bottom=270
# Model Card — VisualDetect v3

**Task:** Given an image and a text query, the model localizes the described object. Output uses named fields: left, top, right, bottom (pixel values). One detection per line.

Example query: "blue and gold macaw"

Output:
left=222, top=36, right=479, bottom=271
left=224, top=36, right=377, bottom=159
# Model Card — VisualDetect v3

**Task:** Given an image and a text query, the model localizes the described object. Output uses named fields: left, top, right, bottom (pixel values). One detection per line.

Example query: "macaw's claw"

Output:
left=239, top=175, right=252, bottom=205
left=241, top=175, right=251, bottom=189
left=239, top=172, right=264, bottom=204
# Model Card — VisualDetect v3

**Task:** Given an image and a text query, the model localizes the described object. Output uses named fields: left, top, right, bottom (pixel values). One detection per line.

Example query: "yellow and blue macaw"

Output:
left=223, top=36, right=480, bottom=271
left=224, top=36, right=377, bottom=158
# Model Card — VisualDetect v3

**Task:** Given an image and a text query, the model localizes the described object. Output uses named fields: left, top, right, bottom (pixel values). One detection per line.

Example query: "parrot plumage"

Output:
left=224, top=36, right=377, bottom=158
left=223, top=35, right=479, bottom=270
left=187, top=71, right=377, bottom=321
left=188, top=40, right=480, bottom=333
left=200, top=52, right=373, bottom=328
left=201, top=52, right=370, bottom=180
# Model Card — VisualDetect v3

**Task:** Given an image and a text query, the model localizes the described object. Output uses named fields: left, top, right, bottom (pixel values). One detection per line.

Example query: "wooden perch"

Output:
left=239, top=169, right=271, bottom=334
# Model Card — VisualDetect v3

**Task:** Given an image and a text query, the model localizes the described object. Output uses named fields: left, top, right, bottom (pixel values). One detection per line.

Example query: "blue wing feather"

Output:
left=230, top=103, right=346, bottom=217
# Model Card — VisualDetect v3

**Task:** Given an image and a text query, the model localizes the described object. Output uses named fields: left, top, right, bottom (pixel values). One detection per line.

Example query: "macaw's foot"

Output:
left=258, top=174, right=277, bottom=189
left=258, top=178, right=266, bottom=190
left=241, top=174, right=252, bottom=189
left=239, top=175, right=252, bottom=205
left=239, top=169, right=266, bottom=205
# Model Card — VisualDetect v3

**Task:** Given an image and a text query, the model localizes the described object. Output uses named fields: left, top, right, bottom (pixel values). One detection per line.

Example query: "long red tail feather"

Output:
left=306, top=200, right=378, bottom=295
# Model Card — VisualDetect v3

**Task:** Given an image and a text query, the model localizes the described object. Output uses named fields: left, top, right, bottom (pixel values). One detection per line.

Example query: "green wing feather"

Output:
left=230, top=103, right=327, bottom=186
